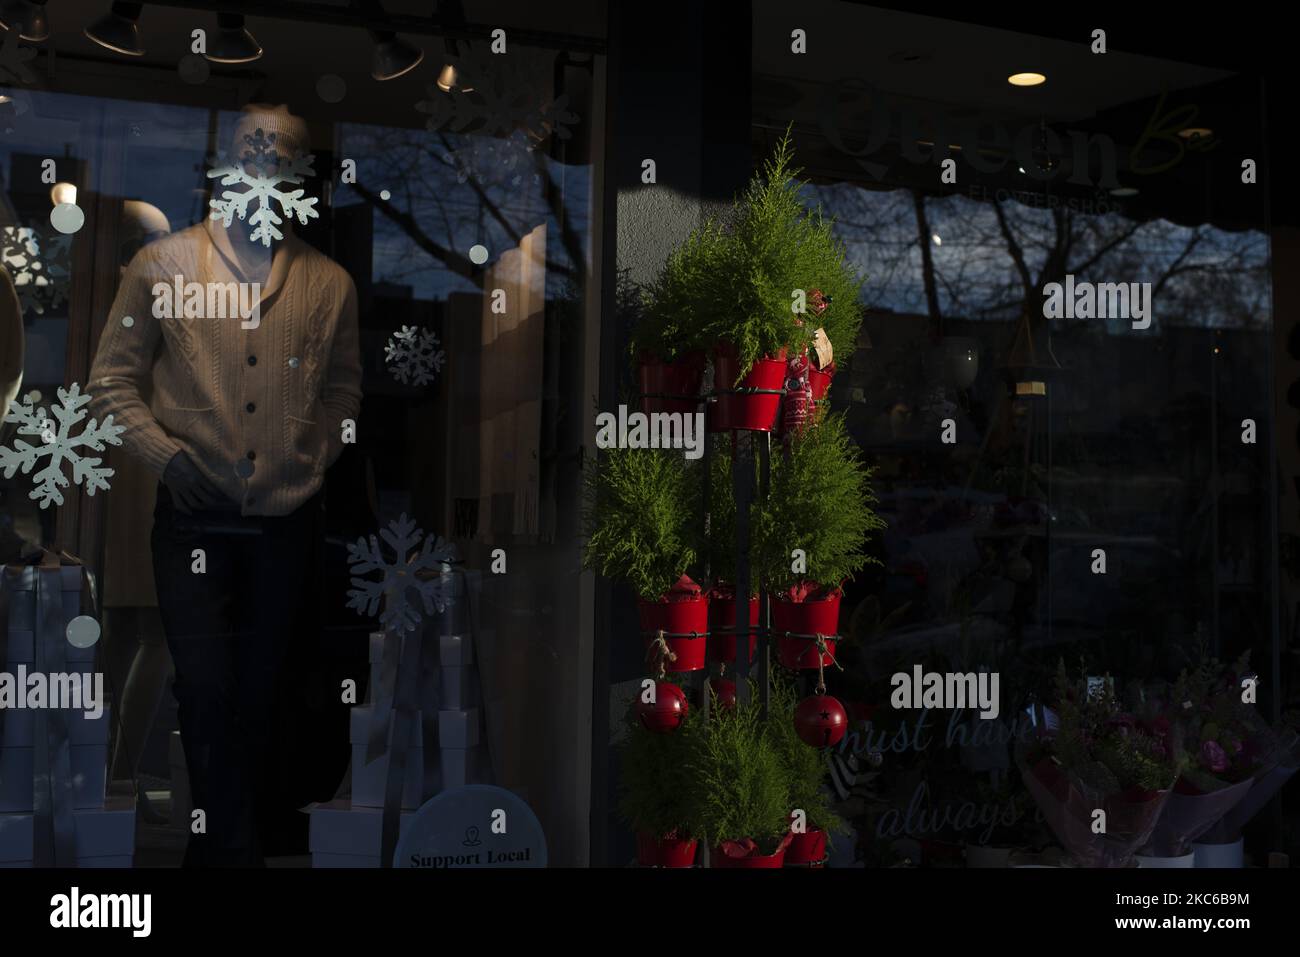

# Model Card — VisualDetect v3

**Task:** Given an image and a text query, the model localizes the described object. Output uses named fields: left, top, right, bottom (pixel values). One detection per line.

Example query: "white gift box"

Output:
left=438, top=633, right=473, bottom=667
left=0, top=792, right=135, bottom=867
left=438, top=708, right=479, bottom=749
left=2, top=701, right=110, bottom=749
left=2, top=566, right=94, bottom=664
left=309, top=798, right=416, bottom=868
left=350, top=706, right=425, bottom=810
left=440, top=748, right=472, bottom=789
left=0, top=743, right=107, bottom=813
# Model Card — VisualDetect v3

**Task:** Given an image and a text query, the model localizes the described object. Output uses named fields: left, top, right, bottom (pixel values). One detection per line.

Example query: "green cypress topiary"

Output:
left=753, top=410, right=886, bottom=596
left=707, top=132, right=866, bottom=382
left=582, top=447, right=702, bottom=601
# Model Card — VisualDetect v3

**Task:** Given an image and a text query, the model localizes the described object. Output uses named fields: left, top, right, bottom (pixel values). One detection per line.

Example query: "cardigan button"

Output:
left=245, top=402, right=256, bottom=413
left=247, top=355, right=257, bottom=366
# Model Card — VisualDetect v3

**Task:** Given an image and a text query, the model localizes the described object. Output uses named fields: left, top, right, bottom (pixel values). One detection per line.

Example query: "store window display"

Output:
left=0, top=0, right=607, bottom=869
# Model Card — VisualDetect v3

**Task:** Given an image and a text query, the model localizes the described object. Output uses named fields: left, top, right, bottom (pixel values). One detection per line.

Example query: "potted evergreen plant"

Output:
left=705, top=134, right=864, bottom=432
left=768, top=678, right=849, bottom=866
left=583, top=447, right=708, bottom=671
left=685, top=698, right=793, bottom=867
left=753, top=410, right=886, bottom=669
left=619, top=705, right=701, bottom=867
left=630, top=224, right=724, bottom=415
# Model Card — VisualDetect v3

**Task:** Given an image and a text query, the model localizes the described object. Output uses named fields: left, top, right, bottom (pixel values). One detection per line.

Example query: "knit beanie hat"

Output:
left=230, top=103, right=309, bottom=160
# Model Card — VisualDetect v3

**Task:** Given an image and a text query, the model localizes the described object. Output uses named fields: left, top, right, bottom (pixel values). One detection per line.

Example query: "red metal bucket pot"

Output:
left=772, top=590, right=841, bottom=670
left=637, top=832, right=698, bottom=868
left=785, top=828, right=827, bottom=867
left=638, top=595, right=709, bottom=672
left=638, top=351, right=705, bottom=415
left=808, top=362, right=835, bottom=402
left=708, top=593, right=759, bottom=663
left=710, top=344, right=788, bottom=432
left=711, top=845, right=787, bottom=869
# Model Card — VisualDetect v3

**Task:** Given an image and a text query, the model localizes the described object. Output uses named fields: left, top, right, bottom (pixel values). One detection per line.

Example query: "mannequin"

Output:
left=89, top=104, right=363, bottom=866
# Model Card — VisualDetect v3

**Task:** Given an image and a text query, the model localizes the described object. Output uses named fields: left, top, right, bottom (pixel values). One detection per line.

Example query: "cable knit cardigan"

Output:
left=89, top=221, right=363, bottom=517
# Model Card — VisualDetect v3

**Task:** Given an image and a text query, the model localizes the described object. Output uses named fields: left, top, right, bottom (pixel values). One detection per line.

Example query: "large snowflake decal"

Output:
left=0, top=383, right=124, bottom=509
left=346, top=513, right=459, bottom=633
left=0, top=31, right=37, bottom=85
left=1, top=226, right=72, bottom=315
left=207, top=128, right=320, bottom=247
left=384, top=325, right=445, bottom=387
left=438, top=129, right=544, bottom=189
left=415, top=47, right=578, bottom=145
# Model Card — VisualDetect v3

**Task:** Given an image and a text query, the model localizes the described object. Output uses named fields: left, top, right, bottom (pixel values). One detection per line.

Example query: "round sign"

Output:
left=50, top=203, right=84, bottom=235
left=394, top=785, right=546, bottom=868
left=66, top=615, right=101, bottom=649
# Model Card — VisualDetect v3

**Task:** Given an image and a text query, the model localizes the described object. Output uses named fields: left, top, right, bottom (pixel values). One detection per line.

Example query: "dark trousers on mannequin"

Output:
left=151, top=484, right=322, bottom=867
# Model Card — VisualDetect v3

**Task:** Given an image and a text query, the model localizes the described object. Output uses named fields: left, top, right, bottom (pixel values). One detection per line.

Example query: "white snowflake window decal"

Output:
left=384, top=325, right=445, bottom=387
left=346, top=513, right=459, bottom=633
left=415, top=47, right=578, bottom=145
left=1, top=226, right=72, bottom=315
left=207, top=128, right=320, bottom=247
left=0, top=383, right=124, bottom=509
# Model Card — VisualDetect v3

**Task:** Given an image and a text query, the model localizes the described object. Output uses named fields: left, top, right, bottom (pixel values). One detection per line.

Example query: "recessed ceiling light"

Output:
left=1008, top=72, right=1046, bottom=87
left=932, top=233, right=942, bottom=246
left=1177, top=127, right=1213, bottom=140
left=1109, top=186, right=1139, bottom=197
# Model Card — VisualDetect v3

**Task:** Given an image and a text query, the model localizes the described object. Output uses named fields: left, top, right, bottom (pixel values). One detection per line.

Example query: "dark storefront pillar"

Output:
left=591, top=0, right=752, bottom=867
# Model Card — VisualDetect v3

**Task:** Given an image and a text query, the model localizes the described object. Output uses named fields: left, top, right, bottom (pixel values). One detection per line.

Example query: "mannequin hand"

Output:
left=163, top=451, right=226, bottom=514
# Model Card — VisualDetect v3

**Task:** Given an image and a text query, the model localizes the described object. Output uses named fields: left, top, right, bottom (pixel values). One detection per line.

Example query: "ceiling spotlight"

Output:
left=931, top=233, right=942, bottom=246
left=436, top=37, right=473, bottom=92
left=204, top=11, right=261, bottom=64
left=0, top=0, right=49, bottom=42
left=1007, top=72, right=1046, bottom=87
left=436, top=62, right=458, bottom=91
left=85, top=2, right=145, bottom=57
left=370, top=30, right=423, bottom=81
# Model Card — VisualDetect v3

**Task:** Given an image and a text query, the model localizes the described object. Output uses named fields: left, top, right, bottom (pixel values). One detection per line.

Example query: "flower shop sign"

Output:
left=395, top=785, right=547, bottom=868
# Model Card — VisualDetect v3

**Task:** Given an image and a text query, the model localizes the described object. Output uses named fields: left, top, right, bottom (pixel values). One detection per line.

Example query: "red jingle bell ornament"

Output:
left=637, top=680, right=689, bottom=733
left=707, top=676, right=737, bottom=711
left=794, top=694, right=847, bottom=748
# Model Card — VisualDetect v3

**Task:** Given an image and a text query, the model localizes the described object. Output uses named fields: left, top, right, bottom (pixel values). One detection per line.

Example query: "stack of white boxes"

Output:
left=0, top=566, right=135, bottom=867
left=309, top=570, right=486, bottom=867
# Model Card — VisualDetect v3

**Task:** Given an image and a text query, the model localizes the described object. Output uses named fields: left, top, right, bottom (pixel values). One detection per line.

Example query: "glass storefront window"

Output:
left=749, top=0, right=1284, bottom=866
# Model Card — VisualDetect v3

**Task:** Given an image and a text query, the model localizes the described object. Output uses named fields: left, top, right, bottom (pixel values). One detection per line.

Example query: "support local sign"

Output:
left=395, top=785, right=547, bottom=868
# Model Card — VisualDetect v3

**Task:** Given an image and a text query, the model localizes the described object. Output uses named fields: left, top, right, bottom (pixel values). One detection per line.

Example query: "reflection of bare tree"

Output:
left=822, top=185, right=1270, bottom=333
left=344, top=125, right=589, bottom=290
